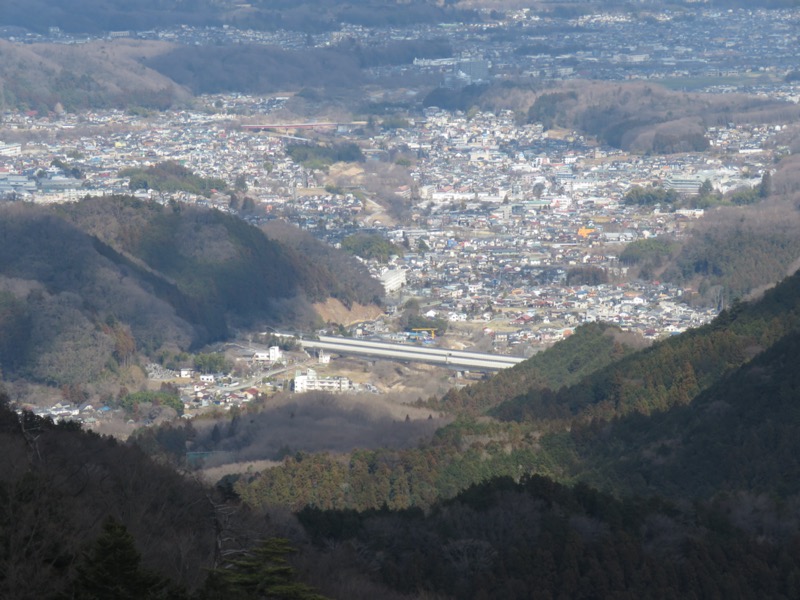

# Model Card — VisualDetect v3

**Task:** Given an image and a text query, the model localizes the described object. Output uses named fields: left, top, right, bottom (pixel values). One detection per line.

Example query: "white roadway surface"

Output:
left=300, top=335, right=525, bottom=371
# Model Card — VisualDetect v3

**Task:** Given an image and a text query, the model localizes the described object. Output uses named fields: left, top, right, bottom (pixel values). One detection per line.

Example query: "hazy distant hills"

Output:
left=6, top=36, right=798, bottom=159
left=1, top=0, right=218, bottom=34
left=0, top=39, right=190, bottom=112
left=2, top=0, right=796, bottom=36
left=145, top=38, right=452, bottom=96
left=0, top=0, right=475, bottom=34
left=0, top=36, right=452, bottom=112
left=0, top=197, right=382, bottom=386
left=483, top=80, right=800, bottom=154
left=3, top=36, right=799, bottom=156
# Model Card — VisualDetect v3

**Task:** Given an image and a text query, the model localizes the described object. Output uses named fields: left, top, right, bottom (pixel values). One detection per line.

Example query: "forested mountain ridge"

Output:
left=438, top=322, right=645, bottom=415
left=564, top=326, right=800, bottom=500
left=489, top=265, right=800, bottom=425
left=218, top=270, right=800, bottom=515
left=297, top=475, right=800, bottom=599
left=0, top=394, right=218, bottom=597
left=0, top=392, right=364, bottom=599
left=6, top=260, right=800, bottom=597
left=7, top=211, right=800, bottom=598
left=304, top=278, right=800, bottom=597
left=58, top=195, right=383, bottom=316
left=14, top=386, right=800, bottom=600
left=0, top=197, right=381, bottom=387
left=431, top=261, right=800, bottom=505
left=228, top=269, right=800, bottom=598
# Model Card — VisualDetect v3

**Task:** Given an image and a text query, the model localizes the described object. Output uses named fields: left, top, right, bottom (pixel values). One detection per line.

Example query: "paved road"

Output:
left=300, top=336, right=525, bottom=371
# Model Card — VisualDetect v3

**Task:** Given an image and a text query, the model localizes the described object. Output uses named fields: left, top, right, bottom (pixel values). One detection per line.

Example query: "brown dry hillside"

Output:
left=483, top=80, right=800, bottom=153
left=0, top=39, right=189, bottom=112
left=314, top=298, right=384, bottom=326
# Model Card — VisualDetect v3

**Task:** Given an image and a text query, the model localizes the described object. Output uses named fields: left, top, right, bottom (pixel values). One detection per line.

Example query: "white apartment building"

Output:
left=293, top=368, right=353, bottom=393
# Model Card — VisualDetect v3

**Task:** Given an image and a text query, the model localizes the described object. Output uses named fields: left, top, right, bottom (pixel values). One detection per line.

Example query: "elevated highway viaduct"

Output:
left=299, top=336, right=525, bottom=371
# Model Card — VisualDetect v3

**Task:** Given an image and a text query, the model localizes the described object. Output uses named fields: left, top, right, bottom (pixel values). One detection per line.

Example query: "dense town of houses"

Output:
left=3, top=7, right=799, bottom=422
left=0, top=99, right=778, bottom=346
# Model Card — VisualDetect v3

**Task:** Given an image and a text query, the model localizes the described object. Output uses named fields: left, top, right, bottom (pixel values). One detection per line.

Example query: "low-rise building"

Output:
left=293, top=368, right=353, bottom=393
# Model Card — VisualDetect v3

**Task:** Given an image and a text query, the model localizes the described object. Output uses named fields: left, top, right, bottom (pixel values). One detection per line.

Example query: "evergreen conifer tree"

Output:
left=200, top=538, right=327, bottom=600
left=71, top=516, right=175, bottom=600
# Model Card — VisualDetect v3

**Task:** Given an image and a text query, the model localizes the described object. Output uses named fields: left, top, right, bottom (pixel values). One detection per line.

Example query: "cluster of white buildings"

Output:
left=292, top=368, right=354, bottom=394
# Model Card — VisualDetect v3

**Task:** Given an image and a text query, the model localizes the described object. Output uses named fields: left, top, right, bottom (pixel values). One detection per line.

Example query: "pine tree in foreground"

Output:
left=71, top=516, right=181, bottom=600
left=200, top=538, right=328, bottom=600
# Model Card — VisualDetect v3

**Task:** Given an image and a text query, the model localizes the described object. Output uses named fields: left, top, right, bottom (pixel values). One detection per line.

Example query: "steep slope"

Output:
left=60, top=196, right=383, bottom=329
left=0, top=197, right=381, bottom=386
left=0, top=204, right=196, bottom=384
left=491, top=267, right=800, bottom=425
left=226, top=268, right=800, bottom=524
left=261, top=219, right=385, bottom=311
left=439, top=322, right=644, bottom=414
left=567, top=328, right=800, bottom=500
left=620, top=218, right=800, bottom=307
left=285, top=315, right=800, bottom=595
left=297, top=475, right=800, bottom=599
left=0, top=39, right=188, bottom=112
left=0, top=399, right=217, bottom=596
left=0, top=393, right=349, bottom=599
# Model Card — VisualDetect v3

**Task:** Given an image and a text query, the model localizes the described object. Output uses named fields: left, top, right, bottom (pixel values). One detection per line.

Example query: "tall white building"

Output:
left=380, top=268, right=406, bottom=294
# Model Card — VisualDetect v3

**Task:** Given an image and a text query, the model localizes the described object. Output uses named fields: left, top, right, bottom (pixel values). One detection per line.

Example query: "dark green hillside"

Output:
left=0, top=393, right=341, bottom=599
left=230, top=268, right=800, bottom=522
left=492, top=267, right=800, bottom=425
left=164, top=268, right=800, bottom=599
left=298, top=475, right=800, bottom=599
left=440, top=323, right=643, bottom=414
left=568, top=328, right=800, bottom=500
left=0, top=398, right=216, bottom=596
left=61, top=196, right=382, bottom=314
left=0, top=198, right=380, bottom=385
left=119, top=161, right=228, bottom=197
left=234, top=423, right=558, bottom=513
